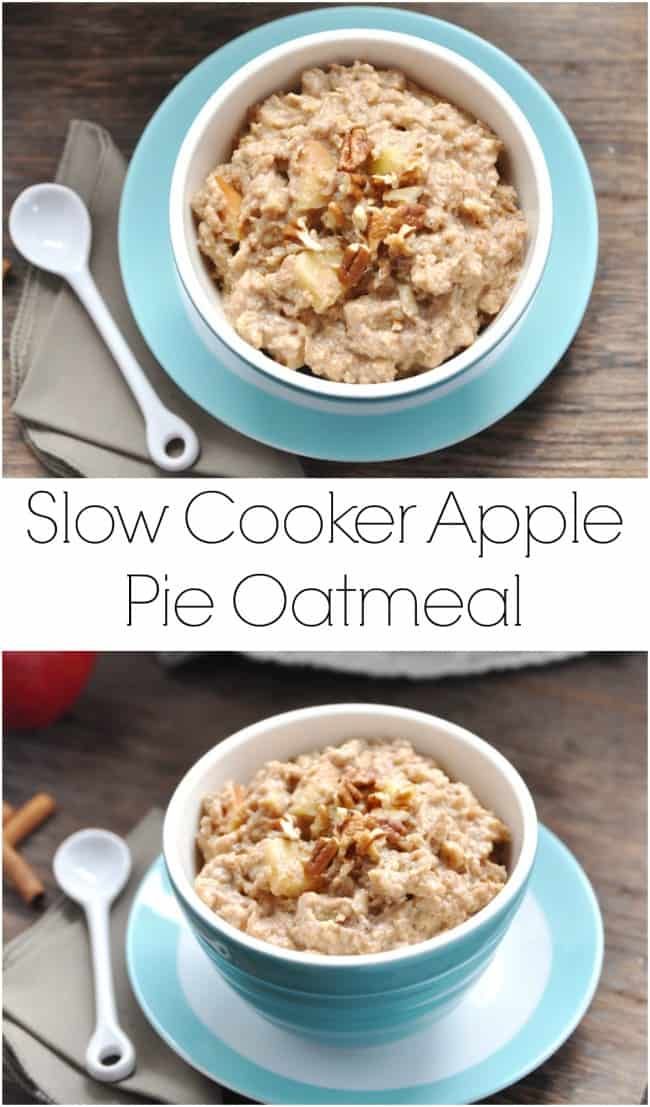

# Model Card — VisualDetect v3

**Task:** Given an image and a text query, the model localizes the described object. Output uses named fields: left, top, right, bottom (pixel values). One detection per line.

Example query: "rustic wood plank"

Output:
left=2, top=3, right=647, bottom=476
left=3, top=652, right=646, bottom=1103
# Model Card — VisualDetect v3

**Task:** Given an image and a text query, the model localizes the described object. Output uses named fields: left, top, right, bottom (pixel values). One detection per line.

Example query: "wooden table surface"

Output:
left=2, top=2, right=647, bottom=477
left=3, top=651, right=647, bottom=1104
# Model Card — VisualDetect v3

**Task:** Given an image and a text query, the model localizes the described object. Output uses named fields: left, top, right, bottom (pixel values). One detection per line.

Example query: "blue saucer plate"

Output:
left=126, top=825, right=603, bottom=1104
left=119, top=6, right=598, bottom=463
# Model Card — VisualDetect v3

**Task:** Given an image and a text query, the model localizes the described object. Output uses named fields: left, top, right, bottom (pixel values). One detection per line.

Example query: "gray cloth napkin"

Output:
left=3, top=810, right=223, bottom=1105
left=10, top=119, right=303, bottom=478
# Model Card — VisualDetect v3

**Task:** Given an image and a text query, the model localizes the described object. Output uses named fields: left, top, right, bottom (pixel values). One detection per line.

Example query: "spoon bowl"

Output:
left=9, top=183, right=91, bottom=275
left=54, top=828, right=131, bottom=904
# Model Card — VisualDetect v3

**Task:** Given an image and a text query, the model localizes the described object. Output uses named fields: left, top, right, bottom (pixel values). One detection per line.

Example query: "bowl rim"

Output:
left=163, top=702, right=539, bottom=969
left=169, top=27, right=553, bottom=402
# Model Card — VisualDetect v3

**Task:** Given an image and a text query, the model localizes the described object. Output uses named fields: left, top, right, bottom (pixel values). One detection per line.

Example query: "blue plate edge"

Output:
left=125, top=823, right=604, bottom=1105
left=117, top=5, right=600, bottom=464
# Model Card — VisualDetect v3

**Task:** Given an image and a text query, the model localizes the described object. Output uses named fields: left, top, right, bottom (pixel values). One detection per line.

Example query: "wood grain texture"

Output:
left=3, top=652, right=647, bottom=1104
left=2, top=3, right=647, bottom=477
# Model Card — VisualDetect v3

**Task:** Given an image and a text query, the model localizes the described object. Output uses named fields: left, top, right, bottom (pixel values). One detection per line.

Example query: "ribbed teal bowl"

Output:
left=163, top=704, right=538, bottom=1047
left=167, top=872, right=532, bottom=1045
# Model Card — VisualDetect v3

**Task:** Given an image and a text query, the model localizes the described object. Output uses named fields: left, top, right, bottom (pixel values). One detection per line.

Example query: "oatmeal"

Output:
left=195, top=738, right=510, bottom=955
left=192, top=62, right=527, bottom=384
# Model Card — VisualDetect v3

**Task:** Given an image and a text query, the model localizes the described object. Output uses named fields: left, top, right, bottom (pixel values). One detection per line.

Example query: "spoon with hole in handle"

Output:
left=9, top=183, right=200, bottom=472
left=53, top=829, right=136, bottom=1083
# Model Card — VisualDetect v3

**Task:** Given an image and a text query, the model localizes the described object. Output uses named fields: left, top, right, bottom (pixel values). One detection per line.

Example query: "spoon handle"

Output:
left=66, top=266, right=200, bottom=472
left=84, top=897, right=136, bottom=1083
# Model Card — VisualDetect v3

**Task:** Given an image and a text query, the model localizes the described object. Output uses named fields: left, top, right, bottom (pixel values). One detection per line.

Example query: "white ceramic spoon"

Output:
left=53, top=829, right=136, bottom=1083
left=9, top=183, right=200, bottom=472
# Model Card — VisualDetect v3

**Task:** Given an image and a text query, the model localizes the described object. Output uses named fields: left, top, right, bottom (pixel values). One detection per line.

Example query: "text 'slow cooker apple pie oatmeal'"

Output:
left=192, top=62, right=527, bottom=384
left=195, top=739, right=510, bottom=954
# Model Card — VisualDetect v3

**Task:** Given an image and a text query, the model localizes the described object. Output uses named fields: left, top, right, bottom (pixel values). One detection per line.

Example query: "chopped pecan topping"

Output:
left=366, top=792, right=384, bottom=810
left=354, top=827, right=386, bottom=859
left=349, top=774, right=376, bottom=791
left=283, top=223, right=302, bottom=242
left=369, top=256, right=394, bottom=292
left=385, top=226, right=416, bottom=258
left=339, top=780, right=363, bottom=807
left=310, top=803, right=332, bottom=839
left=367, top=202, right=426, bottom=254
left=339, top=127, right=371, bottom=171
left=305, top=837, right=339, bottom=880
left=322, top=201, right=346, bottom=230
left=341, top=172, right=367, bottom=202
left=393, top=203, right=426, bottom=229
left=370, top=816, right=414, bottom=851
left=392, top=785, right=416, bottom=808
left=367, top=209, right=394, bottom=253
left=371, top=173, right=398, bottom=190
left=338, top=243, right=371, bottom=288
left=399, top=164, right=425, bottom=187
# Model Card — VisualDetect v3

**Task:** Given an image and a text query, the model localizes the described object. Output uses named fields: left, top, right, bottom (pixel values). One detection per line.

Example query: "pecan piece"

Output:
left=339, top=127, right=371, bottom=171
left=305, top=837, right=339, bottom=880
left=390, top=203, right=426, bottom=230
left=367, top=208, right=393, bottom=253
left=385, top=225, right=416, bottom=258
left=339, top=780, right=363, bottom=808
left=283, top=223, right=302, bottom=242
left=310, top=803, right=332, bottom=839
left=341, top=172, right=366, bottom=202
left=372, top=817, right=414, bottom=851
left=350, top=774, right=376, bottom=791
left=366, top=792, right=384, bottom=810
left=392, top=785, right=416, bottom=809
left=370, top=173, right=398, bottom=191
left=322, top=201, right=346, bottom=230
left=338, top=243, right=371, bottom=289
left=354, top=827, right=385, bottom=859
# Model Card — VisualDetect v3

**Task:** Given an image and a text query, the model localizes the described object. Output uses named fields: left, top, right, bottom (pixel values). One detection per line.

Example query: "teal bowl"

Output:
left=163, top=704, right=538, bottom=1047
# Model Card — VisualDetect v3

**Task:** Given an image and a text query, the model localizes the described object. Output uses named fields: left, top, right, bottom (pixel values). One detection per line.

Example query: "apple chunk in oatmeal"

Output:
left=192, top=62, right=527, bottom=384
left=195, top=738, right=510, bottom=955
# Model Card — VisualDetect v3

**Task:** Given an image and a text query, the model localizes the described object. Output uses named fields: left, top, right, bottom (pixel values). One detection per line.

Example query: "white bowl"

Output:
left=170, top=30, right=553, bottom=411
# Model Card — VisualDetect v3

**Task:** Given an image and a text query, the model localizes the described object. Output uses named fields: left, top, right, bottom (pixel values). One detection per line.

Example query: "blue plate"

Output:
left=119, top=7, right=598, bottom=463
left=127, top=826, right=603, bottom=1104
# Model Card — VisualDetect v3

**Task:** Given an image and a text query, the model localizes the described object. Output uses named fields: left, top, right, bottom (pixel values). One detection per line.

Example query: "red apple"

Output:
left=3, top=652, right=97, bottom=730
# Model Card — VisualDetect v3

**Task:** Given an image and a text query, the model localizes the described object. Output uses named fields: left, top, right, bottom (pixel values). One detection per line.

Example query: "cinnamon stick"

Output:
left=3, top=802, right=15, bottom=826
left=4, top=793, right=56, bottom=847
left=3, top=841, right=44, bottom=905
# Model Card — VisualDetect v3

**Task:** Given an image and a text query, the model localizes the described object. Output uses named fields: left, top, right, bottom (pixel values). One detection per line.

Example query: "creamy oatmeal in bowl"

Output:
left=170, top=31, right=552, bottom=407
left=163, top=704, right=537, bottom=1046
left=192, top=62, right=527, bottom=386
left=195, top=738, right=510, bottom=954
